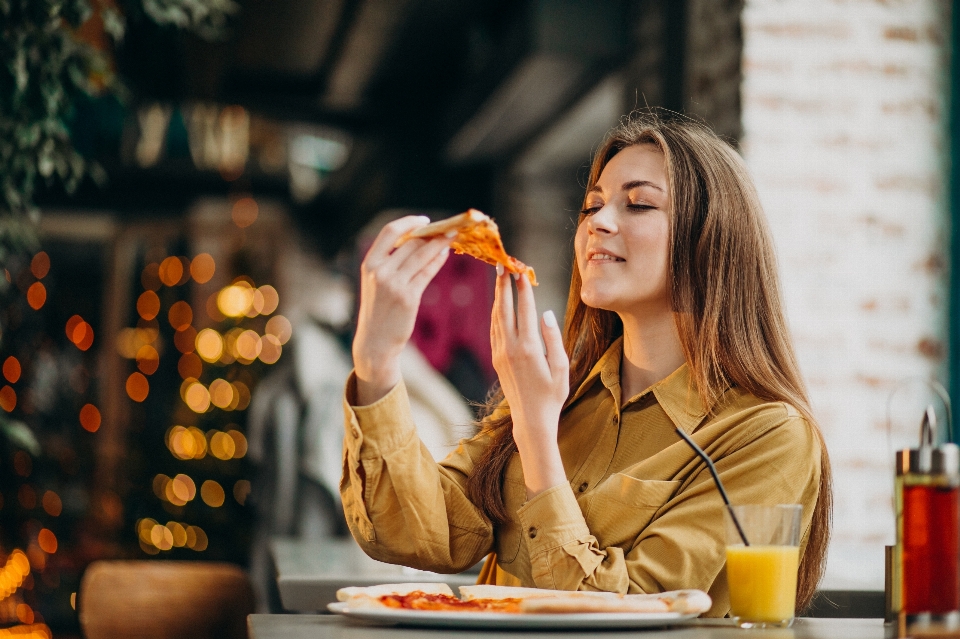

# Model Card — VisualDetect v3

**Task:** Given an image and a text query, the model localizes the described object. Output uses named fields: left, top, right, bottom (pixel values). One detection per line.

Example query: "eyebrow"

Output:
left=588, top=180, right=665, bottom=194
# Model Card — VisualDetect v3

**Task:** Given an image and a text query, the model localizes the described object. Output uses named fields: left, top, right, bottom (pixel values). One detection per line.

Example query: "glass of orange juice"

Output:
left=725, top=504, right=802, bottom=628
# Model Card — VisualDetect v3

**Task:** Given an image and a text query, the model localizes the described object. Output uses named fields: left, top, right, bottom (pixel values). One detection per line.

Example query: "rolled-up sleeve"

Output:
left=340, top=372, right=494, bottom=573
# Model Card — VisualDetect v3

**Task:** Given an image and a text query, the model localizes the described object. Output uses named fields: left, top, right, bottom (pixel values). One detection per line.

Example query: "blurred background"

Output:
left=0, top=0, right=956, bottom=635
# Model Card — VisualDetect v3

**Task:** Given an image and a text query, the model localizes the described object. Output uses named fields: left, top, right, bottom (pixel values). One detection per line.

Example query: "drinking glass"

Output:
left=725, top=504, right=803, bottom=628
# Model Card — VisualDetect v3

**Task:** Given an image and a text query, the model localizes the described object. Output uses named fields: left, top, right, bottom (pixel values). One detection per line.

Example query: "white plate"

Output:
left=327, top=602, right=699, bottom=629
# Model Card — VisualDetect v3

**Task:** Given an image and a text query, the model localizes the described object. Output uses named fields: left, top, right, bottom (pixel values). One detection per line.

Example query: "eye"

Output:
left=580, top=202, right=603, bottom=215
left=627, top=204, right=655, bottom=212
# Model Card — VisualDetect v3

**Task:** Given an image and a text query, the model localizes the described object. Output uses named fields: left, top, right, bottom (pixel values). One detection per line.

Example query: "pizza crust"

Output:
left=395, top=209, right=537, bottom=285
left=460, top=585, right=712, bottom=615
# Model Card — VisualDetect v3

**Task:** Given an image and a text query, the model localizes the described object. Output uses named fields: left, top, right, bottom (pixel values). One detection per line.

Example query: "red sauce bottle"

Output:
left=897, top=407, right=960, bottom=624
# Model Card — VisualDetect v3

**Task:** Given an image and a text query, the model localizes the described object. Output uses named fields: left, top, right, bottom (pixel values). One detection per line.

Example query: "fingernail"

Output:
left=512, top=272, right=519, bottom=281
left=543, top=310, right=557, bottom=328
left=496, top=264, right=504, bottom=277
left=445, top=230, right=458, bottom=238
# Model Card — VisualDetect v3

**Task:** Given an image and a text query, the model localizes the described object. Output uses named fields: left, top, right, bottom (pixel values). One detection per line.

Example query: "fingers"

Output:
left=363, top=215, right=430, bottom=270
left=408, top=242, right=451, bottom=292
left=541, top=310, right=569, bottom=381
left=395, top=235, right=451, bottom=283
left=515, top=269, right=539, bottom=343
left=494, top=268, right=515, bottom=339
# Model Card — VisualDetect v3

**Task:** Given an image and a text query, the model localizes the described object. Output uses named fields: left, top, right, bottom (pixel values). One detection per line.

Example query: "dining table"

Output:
left=248, top=614, right=892, bottom=639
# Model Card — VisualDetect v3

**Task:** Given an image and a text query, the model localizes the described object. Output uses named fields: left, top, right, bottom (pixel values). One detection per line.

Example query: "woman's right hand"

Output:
left=352, top=216, right=452, bottom=406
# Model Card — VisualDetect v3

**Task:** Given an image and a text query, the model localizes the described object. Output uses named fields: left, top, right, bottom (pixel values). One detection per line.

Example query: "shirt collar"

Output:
left=566, top=336, right=710, bottom=434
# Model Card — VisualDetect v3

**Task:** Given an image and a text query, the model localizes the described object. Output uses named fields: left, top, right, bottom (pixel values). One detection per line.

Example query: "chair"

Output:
left=78, top=560, right=255, bottom=639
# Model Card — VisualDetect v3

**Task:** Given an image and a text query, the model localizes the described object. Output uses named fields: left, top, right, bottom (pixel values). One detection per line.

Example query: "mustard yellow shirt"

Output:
left=340, top=338, right=820, bottom=617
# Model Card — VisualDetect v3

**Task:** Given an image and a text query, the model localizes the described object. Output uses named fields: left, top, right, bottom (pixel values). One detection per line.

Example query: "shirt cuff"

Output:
left=343, top=371, right=418, bottom=460
left=516, top=483, right=591, bottom=557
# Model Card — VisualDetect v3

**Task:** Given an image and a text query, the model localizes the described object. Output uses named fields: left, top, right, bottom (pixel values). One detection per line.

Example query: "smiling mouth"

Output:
left=588, top=253, right=625, bottom=263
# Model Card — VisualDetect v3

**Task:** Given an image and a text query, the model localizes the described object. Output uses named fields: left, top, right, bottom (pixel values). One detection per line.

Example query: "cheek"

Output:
left=573, top=225, right=588, bottom=268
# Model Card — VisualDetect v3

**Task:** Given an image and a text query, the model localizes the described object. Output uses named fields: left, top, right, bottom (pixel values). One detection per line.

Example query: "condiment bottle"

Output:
left=896, top=406, right=960, bottom=628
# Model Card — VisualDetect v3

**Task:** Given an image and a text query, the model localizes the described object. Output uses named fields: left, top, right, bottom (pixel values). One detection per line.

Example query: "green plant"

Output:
left=0, top=0, right=238, bottom=272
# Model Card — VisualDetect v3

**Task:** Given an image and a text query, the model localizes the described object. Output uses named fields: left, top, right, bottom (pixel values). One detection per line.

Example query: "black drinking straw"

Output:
left=674, top=427, right=751, bottom=547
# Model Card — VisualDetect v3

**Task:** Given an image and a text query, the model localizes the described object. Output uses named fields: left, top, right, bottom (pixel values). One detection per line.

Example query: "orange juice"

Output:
left=726, top=545, right=800, bottom=623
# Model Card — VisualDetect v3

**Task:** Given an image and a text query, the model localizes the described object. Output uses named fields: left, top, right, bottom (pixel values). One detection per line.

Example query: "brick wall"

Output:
left=741, top=0, right=952, bottom=587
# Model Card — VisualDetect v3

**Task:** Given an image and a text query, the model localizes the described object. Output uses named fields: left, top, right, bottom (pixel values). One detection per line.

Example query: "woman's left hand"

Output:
left=491, top=267, right=570, bottom=497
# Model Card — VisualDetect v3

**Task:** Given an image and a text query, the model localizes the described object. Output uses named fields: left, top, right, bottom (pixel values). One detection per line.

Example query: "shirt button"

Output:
left=528, top=527, right=538, bottom=539
left=613, top=414, right=620, bottom=424
left=578, top=482, right=589, bottom=493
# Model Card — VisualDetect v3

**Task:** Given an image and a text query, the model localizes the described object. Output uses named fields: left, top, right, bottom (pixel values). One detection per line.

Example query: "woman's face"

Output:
left=575, top=144, right=671, bottom=315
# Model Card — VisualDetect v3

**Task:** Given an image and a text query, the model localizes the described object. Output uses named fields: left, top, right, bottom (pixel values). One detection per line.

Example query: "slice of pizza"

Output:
left=335, top=583, right=520, bottom=613
left=459, top=585, right=712, bottom=615
left=395, top=209, right=537, bottom=285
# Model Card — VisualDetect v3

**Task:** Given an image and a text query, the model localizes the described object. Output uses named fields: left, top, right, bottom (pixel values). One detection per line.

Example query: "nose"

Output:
left=586, top=203, right=617, bottom=235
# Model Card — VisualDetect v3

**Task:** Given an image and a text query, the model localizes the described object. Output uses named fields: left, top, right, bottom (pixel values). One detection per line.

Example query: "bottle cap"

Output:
left=898, top=444, right=960, bottom=476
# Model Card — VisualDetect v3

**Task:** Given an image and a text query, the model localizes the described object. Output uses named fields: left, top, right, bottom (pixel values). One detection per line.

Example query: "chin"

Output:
left=579, top=287, right=620, bottom=312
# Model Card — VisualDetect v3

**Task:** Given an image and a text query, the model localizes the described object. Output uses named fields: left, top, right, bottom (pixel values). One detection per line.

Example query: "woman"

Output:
left=341, top=113, right=831, bottom=616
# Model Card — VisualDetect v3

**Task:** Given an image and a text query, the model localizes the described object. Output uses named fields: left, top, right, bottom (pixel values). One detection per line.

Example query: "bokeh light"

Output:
left=228, top=430, right=248, bottom=457
left=0, top=549, right=31, bottom=600
left=2, top=356, right=21, bottom=384
left=67, top=317, right=94, bottom=352
left=0, top=386, right=16, bottom=412
left=79, top=404, right=101, bottom=432
left=137, top=290, right=160, bottom=320
left=136, top=345, right=160, bottom=375
left=217, top=283, right=254, bottom=318
left=190, top=253, right=216, bottom=284
left=195, top=329, right=224, bottom=362
left=234, top=480, right=251, bottom=505
left=138, top=519, right=207, bottom=553
left=231, top=196, right=258, bottom=228
left=126, top=372, right=149, bottom=402
left=200, top=480, right=225, bottom=507
left=206, top=292, right=226, bottom=322
left=154, top=473, right=197, bottom=507
left=258, top=285, right=279, bottom=315
left=209, top=431, right=235, bottom=460
left=141, top=263, right=161, bottom=290
left=259, top=334, right=282, bottom=364
left=158, top=256, right=186, bottom=287
left=26, top=282, right=46, bottom=310
left=235, top=330, right=262, bottom=361
left=168, top=301, right=193, bottom=330
left=174, top=326, right=198, bottom=354
left=184, top=382, right=211, bottom=413
left=178, top=352, right=202, bottom=379
left=265, top=315, right=292, bottom=344
left=166, top=425, right=208, bottom=460
left=30, top=252, right=50, bottom=279
left=36, top=529, right=56, bottom=554
left=233, top=381, right=251, bottom=410
left=42, top=491, right=62, bottom=517
left=168, top=521, right=187, bottom=547
left=208, top=379, right=234, bottom=410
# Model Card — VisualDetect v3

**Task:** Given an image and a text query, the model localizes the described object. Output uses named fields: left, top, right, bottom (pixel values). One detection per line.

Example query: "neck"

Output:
left=618, top=306, right=686, bottom=401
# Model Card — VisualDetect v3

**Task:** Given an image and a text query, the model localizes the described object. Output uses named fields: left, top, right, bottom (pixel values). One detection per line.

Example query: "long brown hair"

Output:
left=465, top=111, right=832, bottom=611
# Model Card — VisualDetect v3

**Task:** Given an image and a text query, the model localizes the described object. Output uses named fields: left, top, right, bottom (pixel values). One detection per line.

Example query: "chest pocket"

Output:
left=495, top=457, right=526, bottom=564
left=583, top=475, right=679, bottom=549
